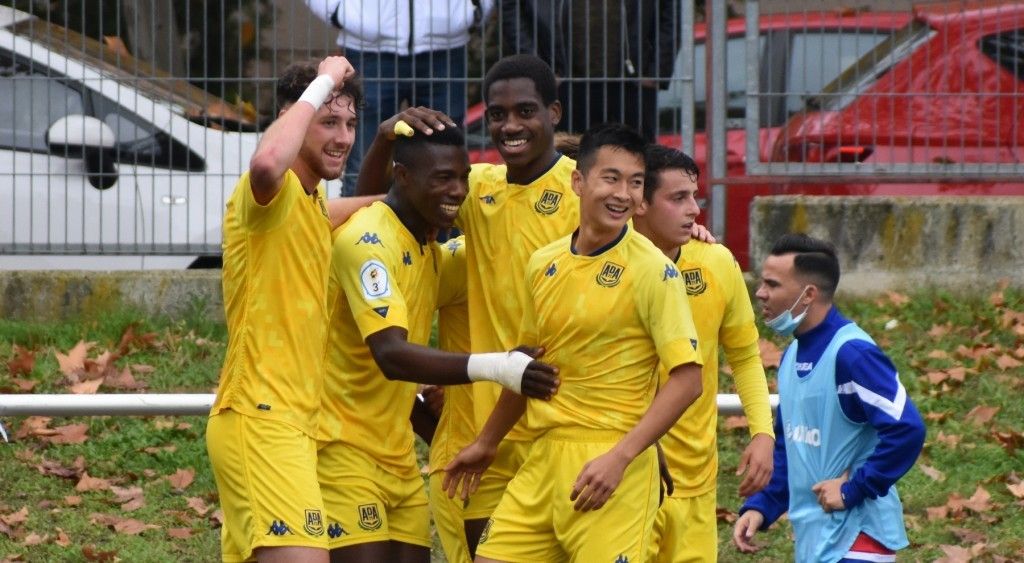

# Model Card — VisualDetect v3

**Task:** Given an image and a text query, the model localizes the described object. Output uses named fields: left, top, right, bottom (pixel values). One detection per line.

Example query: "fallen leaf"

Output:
left=81, top=544, right=118, bottom=562
left=21, top=533, right=45, bottom=546
left=949, top=527, right=987, bottom=543
left=991, top=429, right=1024, bottom=454
left=990, top=291, right=1005, bottom=308
left=927, top=323, right=951, bottom=338
left=185, top=497, right=209, bottom=516
left=44, top=424, right=89, bottom=445
left=167, top=468, right=195, bottom=491
left=947, top=367, right=968, bottom=382
left=113, top=518, right=159, bottom=535
left=70, top=378, right=103, bottom=395
left=10, top=379, right=36, bottom=392
left=925, top=411, right=950, bottom=422
left=76, top=472, right=112, bottom=493
left=0, top=507, right=28, bottom=527
left=886, top=291, right=910, bottom=306
left=724, top=416, right=748, bottom=430
left=176, top=423, right=192, bottom=431
left=925, top=505, right=948, bottom=520
left=153, top=420, right=175, bottom=431
left=54, top=528, right=70, bottom=547
left=1006, top=482, right=1024, bottom=499
left=715, top=506, right=737, bottom=523
left=963, top=486, right=993, bottom=513
left=120, top=498, right=145, bottom=512
left=55, top=341, right=93, bottom=377
left=927, top=349, right=950, bottom=360
left=935, top=544, right=972, bottom=563
left=965, top=406, right=1000, bottom=426
left=758, top=339, right=781, bottom=369
left=996, top=354, right=1022, bottom=370
left=920, top=464, right=945, bottom=482
left=6, top=345, right=36, bottom=377
left=209, top=510, right=225, bottom=527
left=166, top=527, right=194, bottom=539
left=143, top=445, right=177, bottom=455
left=935, top=431, right=961, bottom=448
left=924, top=371, right=948, bottom=385
left=105, top=367, right=146, bottom=390
left=16, top=417, right=55, bottom=440
left=110, top=486, right=145, bottom=512
left=130, top=364, right=156, bottom=374
left=35, top=459, right=80, bottom=479
left=64, top=496, right=82, bottom=507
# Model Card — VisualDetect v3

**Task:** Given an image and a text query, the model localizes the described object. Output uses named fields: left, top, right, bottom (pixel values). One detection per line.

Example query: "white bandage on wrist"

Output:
left=297, top=74, right=336, bottom=111
left=466, top=351, right=534, bottom=394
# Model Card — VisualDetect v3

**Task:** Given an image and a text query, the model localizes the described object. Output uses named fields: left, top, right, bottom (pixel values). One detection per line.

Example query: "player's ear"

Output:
left=635, top=198, right=650, bottom=217
left=393, top=161, right=409, bottom=186
left=571, top=168, right=584, bottom=197
left=549, top=100, right=562, bottom=126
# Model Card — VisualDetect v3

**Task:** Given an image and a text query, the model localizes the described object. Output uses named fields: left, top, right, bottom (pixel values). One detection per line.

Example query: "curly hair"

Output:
left=275, top=60, right=365, bottom=114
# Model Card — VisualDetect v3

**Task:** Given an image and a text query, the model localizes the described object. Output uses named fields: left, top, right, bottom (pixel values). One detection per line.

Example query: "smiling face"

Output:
left=485, top=77, right=561, bottom=181
left=634, top=168, right=701, bottom=253
left=396, top=143, right=470, bottom=231
left=572, top=146, right=646, bottom=238
left=295, top=94, right=357, bottom=182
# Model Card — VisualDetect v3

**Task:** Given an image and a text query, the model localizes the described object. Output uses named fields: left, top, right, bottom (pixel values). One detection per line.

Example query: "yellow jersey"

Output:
left=429, top=236, right=476, bottom=475
left=520, top=226, right=702, bottom=434
left=660, top=240, right=773, bottom=496
left=319, top=201, right=442, bottom=477
left=456, top=155, right=579, bottom=440
left=211, top=170, right=332, bottom=437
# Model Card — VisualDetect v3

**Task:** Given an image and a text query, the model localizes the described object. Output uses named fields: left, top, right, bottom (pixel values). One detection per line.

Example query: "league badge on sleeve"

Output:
left=360, top=260, right=392, bottom=300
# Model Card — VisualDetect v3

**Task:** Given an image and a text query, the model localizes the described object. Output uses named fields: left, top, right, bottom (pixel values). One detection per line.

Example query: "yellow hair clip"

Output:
left=394, top=120, right=415, bottom=137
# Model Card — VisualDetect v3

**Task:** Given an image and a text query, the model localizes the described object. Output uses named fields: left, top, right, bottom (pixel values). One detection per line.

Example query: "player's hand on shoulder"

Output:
left=736, top=432, right=774, bottom=497
left=379, top=106, right=458, bottom=140
left=732, top=510, right=765, bottom=553
left=318, top=56, right=355, bottom=87
left=569, top=449, right=631, bottom=512
left=691, top=223, right=717, bottom=243
left=442, top=440, right=498, bottom=502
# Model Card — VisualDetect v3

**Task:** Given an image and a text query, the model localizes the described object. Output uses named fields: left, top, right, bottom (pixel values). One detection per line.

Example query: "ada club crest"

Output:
left=357, top=503, right=382, bottom=531
left=304, top=509, right=324, bottom=536
left=682, top=268, right=707, bottom=295
left=534, top=189, right=563, bottom=215
left=596, top=261, right=625, bottom=287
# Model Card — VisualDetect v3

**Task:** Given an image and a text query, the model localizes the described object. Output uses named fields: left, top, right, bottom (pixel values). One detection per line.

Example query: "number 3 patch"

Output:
left=360, top=260, right=391, bottom=300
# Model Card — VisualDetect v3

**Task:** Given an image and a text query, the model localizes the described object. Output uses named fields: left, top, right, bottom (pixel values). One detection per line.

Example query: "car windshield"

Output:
left=9, top=17, right=259, bottom=131
left=809, top=19, right=935, bottom=111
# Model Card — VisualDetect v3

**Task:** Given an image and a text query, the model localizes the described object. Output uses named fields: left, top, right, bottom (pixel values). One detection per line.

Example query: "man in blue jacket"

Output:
left=733, top=233, right=926, bottom=563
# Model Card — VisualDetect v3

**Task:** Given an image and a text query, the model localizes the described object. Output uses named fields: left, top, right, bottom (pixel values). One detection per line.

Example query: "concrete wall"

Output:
left=749, top=196, right=1024, bottom=295
left=0, top=270, right=222, bottom=323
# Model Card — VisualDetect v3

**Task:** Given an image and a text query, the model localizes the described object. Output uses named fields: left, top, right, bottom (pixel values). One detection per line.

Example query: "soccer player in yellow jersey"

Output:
left=316, top=128, right=558, bottom=563
left=633, top=145, right=775, bottom=563
left=426, top=236, right=481, bottom=563
left=446, top=124, right=705, bottom=562
left=206, top=56, right=389, bottom=563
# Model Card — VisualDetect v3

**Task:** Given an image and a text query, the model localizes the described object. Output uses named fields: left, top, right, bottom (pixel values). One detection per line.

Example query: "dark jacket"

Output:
left=500, top=0, right=678, bottom=87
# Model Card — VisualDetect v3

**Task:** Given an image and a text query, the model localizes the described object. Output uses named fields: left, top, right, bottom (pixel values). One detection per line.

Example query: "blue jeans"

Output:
left=342, top=46, right=467, bottom=196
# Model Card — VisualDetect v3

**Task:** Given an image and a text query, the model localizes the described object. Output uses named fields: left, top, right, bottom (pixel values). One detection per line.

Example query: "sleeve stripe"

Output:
left=836, top=376, right=907, bottom=421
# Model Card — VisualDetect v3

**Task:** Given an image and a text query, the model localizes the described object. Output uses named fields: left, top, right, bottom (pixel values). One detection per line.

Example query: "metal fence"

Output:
left=1, top=0, right=1022, bottom=267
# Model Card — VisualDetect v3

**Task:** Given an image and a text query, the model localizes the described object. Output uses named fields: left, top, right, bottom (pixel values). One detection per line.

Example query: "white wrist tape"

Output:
left=467, top=351, right=534, bottom=394
left=297, top=74, right=336, bottom=110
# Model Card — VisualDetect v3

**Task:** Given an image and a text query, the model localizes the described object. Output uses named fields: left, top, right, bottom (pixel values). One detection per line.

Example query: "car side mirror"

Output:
left=46, top=115, right=119, bottom=190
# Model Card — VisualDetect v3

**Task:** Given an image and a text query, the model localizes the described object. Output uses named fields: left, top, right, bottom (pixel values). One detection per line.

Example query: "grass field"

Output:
left=0, top=288, right=1022, bottom=562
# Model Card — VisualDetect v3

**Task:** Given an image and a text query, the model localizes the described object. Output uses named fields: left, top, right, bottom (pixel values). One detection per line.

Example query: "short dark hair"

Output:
left=575, top=123, right=647, bottom=174
left=276, top=61, right=365, bottom=114
left=393, top=126, right=466, bottom=169
left=770, top=233, right=840, bottom=298
left=643, top=145, right=699, bottom=202
left=483, top=54, right=558, bottom=106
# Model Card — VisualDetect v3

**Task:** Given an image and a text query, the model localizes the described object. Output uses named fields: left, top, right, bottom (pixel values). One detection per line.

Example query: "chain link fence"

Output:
left=1, top=0, right=1021, bottom=268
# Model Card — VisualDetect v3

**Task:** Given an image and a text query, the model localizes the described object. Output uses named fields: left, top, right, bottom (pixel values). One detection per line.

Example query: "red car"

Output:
left=464, top=10, right=912, bottom=267
left=739, top=1, right=1024, bottom=267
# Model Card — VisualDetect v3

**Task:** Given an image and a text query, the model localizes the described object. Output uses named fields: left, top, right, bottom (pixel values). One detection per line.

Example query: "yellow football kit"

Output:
left=427, top=236, right=479, bottom=563
left=476, top=226, right=702, bottom=562
left=207, top=170, right=332, bottom=561
left=651, top=240, right=774, bottom=563
left=317, top=201, right=439, bottom=549
left=455, top=155, right=579, bottom=513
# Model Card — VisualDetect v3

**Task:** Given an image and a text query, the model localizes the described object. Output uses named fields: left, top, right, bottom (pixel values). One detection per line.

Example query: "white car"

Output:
left=0, top=6, right=260, bottom=269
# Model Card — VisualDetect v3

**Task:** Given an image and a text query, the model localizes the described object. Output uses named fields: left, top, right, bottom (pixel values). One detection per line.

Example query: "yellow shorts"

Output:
left=476, top=428, right=659, bottom=562
left=428, top=472, right=475, bottom=563
left=649, top=490, right=718, bottom=563
left=205, top=411, right=327, bottom=562
left=316, top=441, right=430, bottom=549
left=467, top=438, right=532, bottom=520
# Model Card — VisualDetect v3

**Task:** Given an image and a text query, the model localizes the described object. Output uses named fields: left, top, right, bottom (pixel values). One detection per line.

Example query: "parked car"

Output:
left=464, top=10, right=911, bottom=267
left=0, top=6, right=260, bottom=269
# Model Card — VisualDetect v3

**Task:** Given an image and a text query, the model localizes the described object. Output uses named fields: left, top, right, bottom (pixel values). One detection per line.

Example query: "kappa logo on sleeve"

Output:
left=360, top=260, right=392, bottom=300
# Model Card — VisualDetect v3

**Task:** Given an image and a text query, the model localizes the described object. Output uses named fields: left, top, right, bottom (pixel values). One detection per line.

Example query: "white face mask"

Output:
left=765, top=286, right=811, bottom=337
